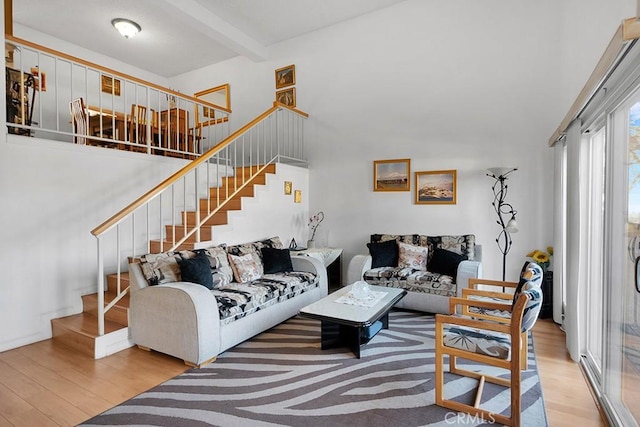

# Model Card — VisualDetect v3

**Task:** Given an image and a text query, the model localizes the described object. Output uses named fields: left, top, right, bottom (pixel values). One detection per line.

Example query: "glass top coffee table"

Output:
left=299, top=284, right=407, bottom=358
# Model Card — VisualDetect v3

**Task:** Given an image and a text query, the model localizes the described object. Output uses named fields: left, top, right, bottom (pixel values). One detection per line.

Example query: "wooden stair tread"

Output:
left=198, top=198, right=243, bottom=210
left=52, top=313, right=125, bottom=338
left=233, top=163, right=276, bottom=174
left=84, top=290, right=130, bottom=309
left=149, top=240, right=197, bottom=252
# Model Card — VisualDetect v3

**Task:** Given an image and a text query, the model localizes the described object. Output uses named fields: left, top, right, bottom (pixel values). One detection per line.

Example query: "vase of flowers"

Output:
left=307, top=211, right=324, bottom=248
left=527, top=247, right=553, bottom=272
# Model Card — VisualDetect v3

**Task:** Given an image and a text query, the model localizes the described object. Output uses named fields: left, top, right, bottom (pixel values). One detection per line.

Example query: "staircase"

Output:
left=149, top=164, right=276, bottom=252
left=51, top=164, right=278, bottom=357
left=51, top=273, right=131, bottom=358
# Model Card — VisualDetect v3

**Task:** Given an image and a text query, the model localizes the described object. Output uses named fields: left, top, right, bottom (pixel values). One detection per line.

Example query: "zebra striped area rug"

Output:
left=81, top=310, right=547, bottom=426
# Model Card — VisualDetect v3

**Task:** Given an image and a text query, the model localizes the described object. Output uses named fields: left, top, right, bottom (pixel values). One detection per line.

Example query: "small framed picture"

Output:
left=101, top=75, right=121, bottom=96
left=294, top=190, right=302, bottom=203
left=284, top=181, right=292, bottom=195
left=415, top=170, right=457, bottom=204
left=275, top=64, right=295, bottom=89
left=276, top=88, right=296, bottom=107
left=373, top=159, right=411, bottom=192
left=202, top=106, right=215, bottom=118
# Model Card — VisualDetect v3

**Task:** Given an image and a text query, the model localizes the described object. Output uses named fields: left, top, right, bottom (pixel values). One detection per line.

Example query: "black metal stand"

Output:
left=487, top=168, right=518, bottom=282
left=539, top=271, right=553, bottom=319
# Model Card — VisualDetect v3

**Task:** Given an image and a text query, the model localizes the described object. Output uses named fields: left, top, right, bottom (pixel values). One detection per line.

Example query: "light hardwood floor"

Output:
left=0, top=318, right=606, bottom=426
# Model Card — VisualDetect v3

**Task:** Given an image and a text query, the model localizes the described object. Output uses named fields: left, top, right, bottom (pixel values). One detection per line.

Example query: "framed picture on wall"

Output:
left=415, top=170, right=457, bottom=204
left=373, top=158, right=411, bottom=192
left=294, top=190, right=302, bottom=203
left=101, top=75, right=121, bottom=96
left=275, top=64, right=295, bottom=88
left=276, top=88, right=296, bottom=107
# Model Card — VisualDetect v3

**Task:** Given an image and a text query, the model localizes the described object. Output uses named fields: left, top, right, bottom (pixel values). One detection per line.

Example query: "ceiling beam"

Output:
left=159, top=0, right=267, bottom=62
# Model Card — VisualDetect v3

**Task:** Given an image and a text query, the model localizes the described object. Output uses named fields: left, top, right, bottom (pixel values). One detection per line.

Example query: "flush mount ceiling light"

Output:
left=111, top=18, right=141, bottom=39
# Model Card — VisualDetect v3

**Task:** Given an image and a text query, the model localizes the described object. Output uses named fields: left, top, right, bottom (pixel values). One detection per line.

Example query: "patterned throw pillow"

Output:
left=370, top=234, right=422, bottom=246
left=426, top=235, right=476, bottom=262
left=178, top=246, right=234, bottom=287
left=226, top=237, right=284, bottom=277
left=228, top=253, right=261, bottom=283
left=201, top=246, right=234, bottom=287
left=138, top=251, right=181, bottom=286
left=397, top=241, right=428, bottom=271
left=257, top=236, right=284, bottom=250
left=226, top=244, right=264, bottom=276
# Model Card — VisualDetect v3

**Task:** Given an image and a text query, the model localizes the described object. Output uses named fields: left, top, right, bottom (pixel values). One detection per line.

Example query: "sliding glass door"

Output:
left=602, top=89, right=640, bottom=426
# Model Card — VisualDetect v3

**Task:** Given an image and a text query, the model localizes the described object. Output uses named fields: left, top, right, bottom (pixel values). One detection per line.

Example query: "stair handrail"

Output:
left=91, top=102, right=309, bottom=337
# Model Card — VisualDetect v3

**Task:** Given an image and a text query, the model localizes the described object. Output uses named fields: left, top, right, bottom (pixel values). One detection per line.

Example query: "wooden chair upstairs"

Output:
left=69, top=97, right=89, bottom=145
left=435, top=261, right=543, bottom=427
left=69, top=98, right=120, bottom=148
left=128, top=104, right=150, bottom=152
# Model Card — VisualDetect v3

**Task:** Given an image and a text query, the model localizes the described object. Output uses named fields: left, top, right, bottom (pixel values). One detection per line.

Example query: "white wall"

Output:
left=0, top=138, right=189, bottom=351
left=172, top=0, right=623, bottom=282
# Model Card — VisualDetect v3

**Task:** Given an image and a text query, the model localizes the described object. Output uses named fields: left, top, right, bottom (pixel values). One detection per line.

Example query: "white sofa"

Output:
left=347, top=234, right=482, bottom=314
left=128, top=239, right=328, bottom=367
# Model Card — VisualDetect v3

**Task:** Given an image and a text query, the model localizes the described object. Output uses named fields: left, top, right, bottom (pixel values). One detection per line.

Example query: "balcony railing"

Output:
left=5, top=35, right=231, bottom=158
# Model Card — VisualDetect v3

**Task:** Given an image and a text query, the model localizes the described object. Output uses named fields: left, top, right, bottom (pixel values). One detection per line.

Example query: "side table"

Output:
left=291, top=247, right=343, bottom=292
left=539, top=270, right=553, bottom=319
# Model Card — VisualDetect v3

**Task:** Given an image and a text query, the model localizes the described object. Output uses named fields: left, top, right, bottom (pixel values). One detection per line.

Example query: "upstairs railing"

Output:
left=90, top=102, right=309, bottom=335
left=5, top=35, right=231, bottom=157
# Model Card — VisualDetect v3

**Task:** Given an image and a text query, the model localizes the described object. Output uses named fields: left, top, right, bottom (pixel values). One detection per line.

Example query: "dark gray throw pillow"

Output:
left=427, top=248, right=467, bottom=278
left=262, top=247, right=293, bottom=274
left=367, top=239, right=399, bottom=268
left=179, top=251, right=214, bottom=289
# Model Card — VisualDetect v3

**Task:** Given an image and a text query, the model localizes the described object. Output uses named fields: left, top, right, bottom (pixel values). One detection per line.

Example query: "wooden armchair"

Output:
left=69, top=97, right=114, bottom=147
left=435, top=262, right=543, bottom=427
left=69, top=98, right=89, bottom=145
left=462, top=277, right=534, bottom=368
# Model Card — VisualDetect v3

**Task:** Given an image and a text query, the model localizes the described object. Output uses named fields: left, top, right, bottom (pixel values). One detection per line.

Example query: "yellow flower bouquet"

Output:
left=527, top=247, right=553, bottom=271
